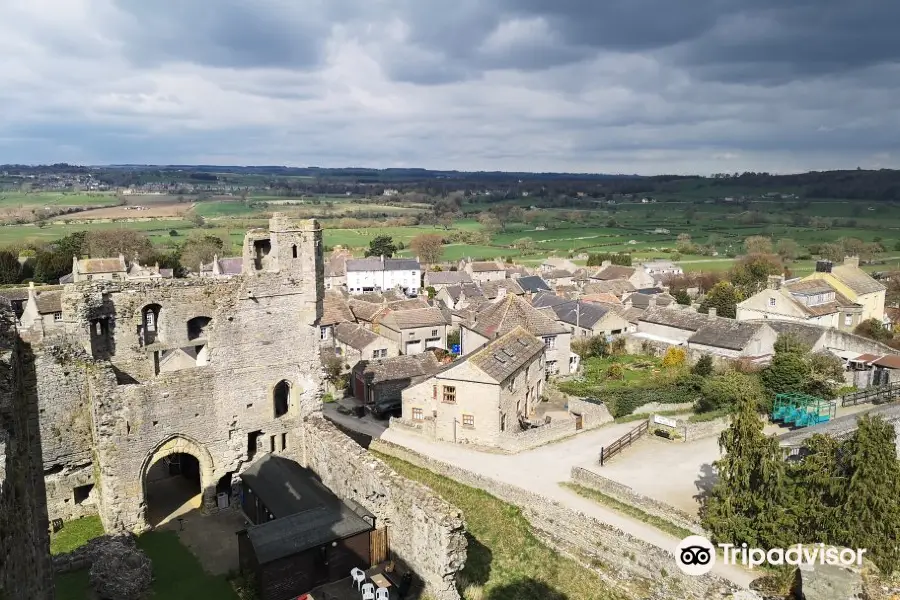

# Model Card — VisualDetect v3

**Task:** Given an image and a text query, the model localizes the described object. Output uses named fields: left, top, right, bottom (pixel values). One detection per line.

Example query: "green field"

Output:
left=0, top=191, right=119, bottom=208
left=4, top=191, right=900, bottom=272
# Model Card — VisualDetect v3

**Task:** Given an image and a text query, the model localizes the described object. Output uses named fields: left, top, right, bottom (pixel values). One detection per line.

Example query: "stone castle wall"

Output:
left=303, top=416, right=466, bottom=600
left=0, top=304, right=55, bottom=600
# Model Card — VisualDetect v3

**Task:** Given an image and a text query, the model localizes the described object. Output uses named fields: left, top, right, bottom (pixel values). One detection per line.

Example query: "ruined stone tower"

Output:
left=0, top=302, right=54, bottom=599
left=31, top=215, right=326, bottom=532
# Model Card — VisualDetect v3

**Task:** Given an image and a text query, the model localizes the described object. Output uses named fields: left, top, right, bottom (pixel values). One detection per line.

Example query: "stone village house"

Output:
left=531, top=293, right=633, bottom=339
left=374, top=307, right=449, bottom=355
left=460, top=294, right=573, bottom=376
left=346, top=256, right=422, bottom=296
left=333, top=322, right=399, bottom=363
left=800, top=257, right=886, bottom=324
left=459, top=258, right=507, bottom=283
left=400, top=327, right=546, bottom=446
left=737, top=275, right=864, bottom=332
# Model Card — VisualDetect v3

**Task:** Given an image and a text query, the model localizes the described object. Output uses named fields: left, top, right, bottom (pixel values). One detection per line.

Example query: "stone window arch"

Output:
left=273, top=380, right=291, bottom=418
left=291, top=244, right=298, bottom=259
left=141, top=303, right=163, bottom=344
left=139, top=434, right=215, bottom=527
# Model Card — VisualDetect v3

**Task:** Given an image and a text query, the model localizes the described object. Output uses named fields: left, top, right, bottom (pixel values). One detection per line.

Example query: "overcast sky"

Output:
left=2, top=0, right=899, bottom=174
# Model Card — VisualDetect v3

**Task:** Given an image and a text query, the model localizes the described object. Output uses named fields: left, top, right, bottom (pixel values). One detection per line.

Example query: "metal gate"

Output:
left=370, top=527, right=389, bottom=566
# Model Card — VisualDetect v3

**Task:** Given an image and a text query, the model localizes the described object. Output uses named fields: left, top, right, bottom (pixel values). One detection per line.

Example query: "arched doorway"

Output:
left=140, top=435, right=215, bottom=528
left=145, top=453, right=201, bottom=526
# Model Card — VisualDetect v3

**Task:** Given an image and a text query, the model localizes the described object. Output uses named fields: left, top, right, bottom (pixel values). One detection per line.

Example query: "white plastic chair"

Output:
left=362, top=582, right=376, bottom=600
left=376, top=587, right=390, bottom=600
left=350, top=567, right=366, bottom=590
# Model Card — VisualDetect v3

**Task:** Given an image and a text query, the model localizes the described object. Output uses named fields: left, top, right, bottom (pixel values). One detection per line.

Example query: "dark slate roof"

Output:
left=469, top=327, right=545, bottom=383
left=346, top=257, right=420, bottom=272
left=516, top=275, right=552, bottom=293
left=468, top=294, right=567, bottom=338
left=443, top=282, right=483, bottom=303
left=356, top=352, right=442, bottom=384
left=636, top=287, right=664, bottom=295
left=544, top=269, right=573, bottom=280
left=334, top=323, right=381, bottom=350
left=531, top=293, right=611, bottom=329
left=425, top=271, right=472, bottom=285
left=241, top=455, right=373, bottom=564
left=688, top=320, right=765, bottom=351
left=639, top=308, right=712, bottom=331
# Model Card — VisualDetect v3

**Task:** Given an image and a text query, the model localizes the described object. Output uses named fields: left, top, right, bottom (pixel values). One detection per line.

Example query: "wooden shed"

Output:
left=237, top=455, right=376, bottom=600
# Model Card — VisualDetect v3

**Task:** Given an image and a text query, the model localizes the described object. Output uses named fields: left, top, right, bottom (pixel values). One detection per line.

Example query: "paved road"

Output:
left=323, top=401, right=390, bottom=439
left=381, top=423, right=757, bottom=588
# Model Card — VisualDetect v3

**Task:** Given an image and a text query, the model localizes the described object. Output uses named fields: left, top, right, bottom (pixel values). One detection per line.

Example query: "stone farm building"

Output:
left=4, top=215, right=467, bottom=600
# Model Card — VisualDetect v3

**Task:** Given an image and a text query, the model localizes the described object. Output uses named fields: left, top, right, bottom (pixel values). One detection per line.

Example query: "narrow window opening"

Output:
left=281, top=433, right=288, bottom=450
left=273, top=380, right=290, bottom=417
left=247, top=430, right=263, bottom=461
left=292, top=244, right=298, bottom=259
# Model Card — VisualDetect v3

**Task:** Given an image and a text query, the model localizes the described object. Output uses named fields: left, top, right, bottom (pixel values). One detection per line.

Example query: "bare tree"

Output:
left=410, top=233, right=444, bottom=265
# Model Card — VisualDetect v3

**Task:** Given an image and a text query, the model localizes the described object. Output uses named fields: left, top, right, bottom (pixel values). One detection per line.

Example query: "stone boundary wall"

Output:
left=392, top=397, right=613, bottom=454
left=303, top=416, right=465, bottom=600
left=634, top=401, right=694, bottom=416
left=370, top=438, right=741, bottom=600
left=678, top=415, right=731, bottom=442
left=570, top=467, right=704, bottom=534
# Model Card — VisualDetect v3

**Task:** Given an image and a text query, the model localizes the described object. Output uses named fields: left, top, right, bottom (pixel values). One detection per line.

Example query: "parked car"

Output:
left=371, top=397, right=402, bottom=419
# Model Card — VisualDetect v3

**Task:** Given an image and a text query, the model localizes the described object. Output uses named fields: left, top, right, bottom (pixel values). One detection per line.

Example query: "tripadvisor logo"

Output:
left=675, top=536, right=867, bottom=576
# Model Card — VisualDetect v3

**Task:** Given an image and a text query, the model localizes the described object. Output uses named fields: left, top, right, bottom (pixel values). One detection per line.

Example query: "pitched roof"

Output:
left=348, top=299, right=384, bottom=322
left=760, top=320, right=827, bottom=349
left=627, top=292, right=675, bottom=309
left=468, top=294, right=567, bottom=338
left=77, top=257, right=126, bottom=274
left=783, top=280, right=857, bottom=317
left=241, top=455, right=373, bottom=564
left=831, top=264, right=886, bottom=295
left=425, top=271, right=472, bottom=285
left=505, top=266, right=530, bottom=278
left=469, top=260, right=504, bottom=272
left=334, top=322, right=381, bottom=350
left=346, top=257, right=420, bottom=272
left=639, top=308, right=712, bottom=331
left=322, top=292, right=355, bottom=326
left=871, top=355, right=900, bottom=369
left=544, top=269, right=573, bottom=280
left=481, top=279, right=524, bottom=299
left=387, top=298, right=430, bottom=311
left=356, top=352, right=443, bottom=384
left=688, top=320, right=766, bottom=351
left=592, top=265, right=636, bottom=281
left=35, top=290, right=63, bottom=314
left=443, top=282, right=483, bottom=303
left=531, top=293, right=612, bottom=329
left=379, top=307, right=448, bottom=330
left=0, top=285, right=62, bottom=303
left=583, top=279, right=636, bottom=296
left=468, top=327, right=545, bottom=383
left=516, top=275, right=552, bottom=293
left=582, top=292, right=622, bottom=305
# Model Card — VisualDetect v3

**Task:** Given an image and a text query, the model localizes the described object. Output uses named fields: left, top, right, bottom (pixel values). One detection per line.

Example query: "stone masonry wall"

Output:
left=302, top=416, right=466, bottom=600
left=570, top=466, right=703, bottom=534
left=370, top=438, right=742, bottom=600
left=37, top=217, right=327, bottom=533
left=0, top=304, right=54, bottom=600
left=33, top=342, right=98, bottom=521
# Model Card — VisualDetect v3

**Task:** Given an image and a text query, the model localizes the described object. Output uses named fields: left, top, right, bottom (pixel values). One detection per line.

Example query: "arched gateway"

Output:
left=140, top=435, right=216, bottom=527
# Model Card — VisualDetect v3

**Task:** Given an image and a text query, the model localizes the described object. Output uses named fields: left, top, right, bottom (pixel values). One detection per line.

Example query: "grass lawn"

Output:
left=375, top=453, right=631, bottom=600
left=50, top=516, right=105, bottom=555
left=54, top=530, right=239, bottom=600
left=0, top=192, right=119, bottom=207
left=560, top=483, right=693, bottom=541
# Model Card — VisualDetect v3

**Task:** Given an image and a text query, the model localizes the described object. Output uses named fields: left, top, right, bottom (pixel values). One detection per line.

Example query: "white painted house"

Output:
left=346, top=256, right=422, bottom=296
left=640, top=260, right=683, bottom=280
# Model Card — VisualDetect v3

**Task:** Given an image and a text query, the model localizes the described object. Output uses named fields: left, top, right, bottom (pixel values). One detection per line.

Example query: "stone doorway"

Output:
left=145, top=452, right=201, bottom=527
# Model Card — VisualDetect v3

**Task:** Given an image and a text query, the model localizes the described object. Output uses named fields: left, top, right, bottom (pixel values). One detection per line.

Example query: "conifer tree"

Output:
left=786, top=434, right=846, bottom=543
left=841, top=415, right=900, bottom=573
left=703, top=392, right=793, bottom=549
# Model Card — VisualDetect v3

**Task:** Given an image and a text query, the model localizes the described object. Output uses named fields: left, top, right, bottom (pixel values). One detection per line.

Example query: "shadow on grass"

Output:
left=485, top=578, right=568, bottom=600
left=137, top=530, right=239, bottom=599
left=457, top=532, right=492, bottom=589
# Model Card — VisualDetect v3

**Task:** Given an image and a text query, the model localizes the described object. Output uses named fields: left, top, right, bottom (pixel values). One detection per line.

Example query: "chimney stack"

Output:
left=708, top=307, right=717, bottom=319
left=601, top=260, right=611, bottom=268
left=767, top=275, right=784, bottom=290
left=648, top=295, right=657, bottom=308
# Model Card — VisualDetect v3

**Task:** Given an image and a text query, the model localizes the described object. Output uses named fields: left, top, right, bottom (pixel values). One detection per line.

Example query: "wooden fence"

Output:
left=599, top=420, right=648, bottom=466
